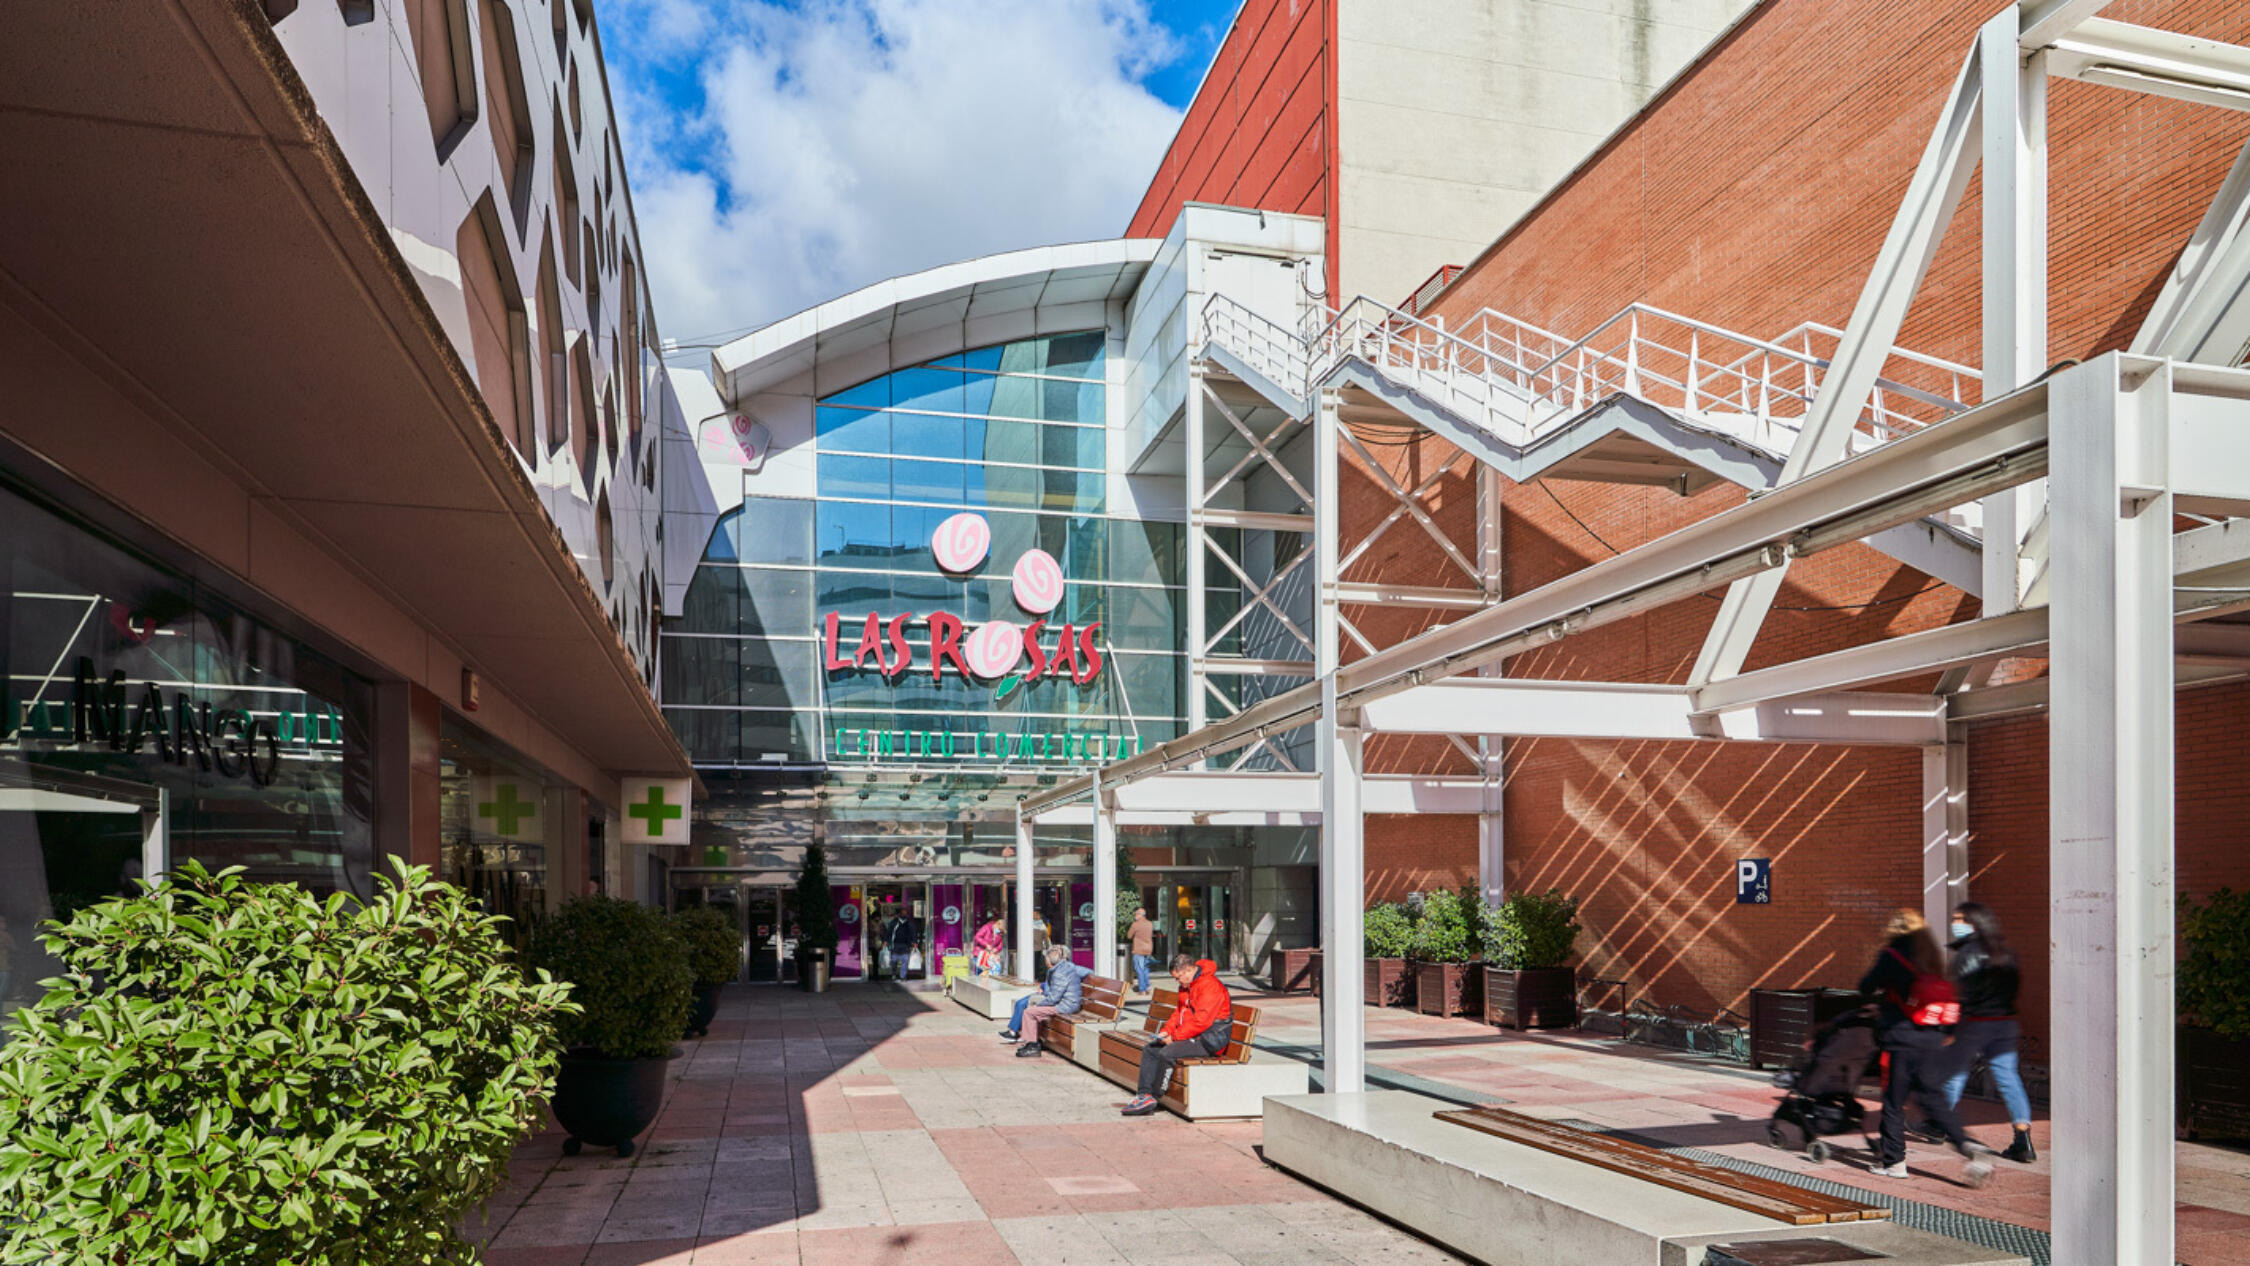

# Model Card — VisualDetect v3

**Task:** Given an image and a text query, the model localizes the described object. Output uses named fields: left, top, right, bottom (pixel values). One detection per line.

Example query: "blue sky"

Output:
left=588, top=0, right=1240, bottom=347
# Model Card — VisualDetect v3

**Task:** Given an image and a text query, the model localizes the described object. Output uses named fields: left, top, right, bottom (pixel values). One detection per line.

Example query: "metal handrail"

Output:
left=1200, top=290, right=1982, bottom=470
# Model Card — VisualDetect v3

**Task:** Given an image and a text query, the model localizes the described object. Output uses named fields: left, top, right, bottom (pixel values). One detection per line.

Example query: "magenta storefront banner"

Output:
left=1069, top=882, right=1095, bottom=969
left=831, top=886, right=863, bottom=978
left=932, top=884, right=966, bottom=960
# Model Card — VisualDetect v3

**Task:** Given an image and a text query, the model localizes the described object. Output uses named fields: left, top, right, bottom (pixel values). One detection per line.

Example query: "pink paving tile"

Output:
left=795, top=1221, right=1021, bottom=1266
left=691, top=1233, right=805, bottom=1265
left=583, top=1240, right=699, bottom=1266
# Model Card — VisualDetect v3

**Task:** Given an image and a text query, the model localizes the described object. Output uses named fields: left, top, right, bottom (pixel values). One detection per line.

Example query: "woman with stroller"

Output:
left=1857, top=909, right=1992, bottom=1185
left=1939, top=902, right=2036, bottom=1163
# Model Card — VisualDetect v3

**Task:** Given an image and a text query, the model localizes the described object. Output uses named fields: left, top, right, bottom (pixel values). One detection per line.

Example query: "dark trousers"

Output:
left=1135, top=1021, right=1230, bottom=1097
left=1879, top=1023, right=1968, bottom=1165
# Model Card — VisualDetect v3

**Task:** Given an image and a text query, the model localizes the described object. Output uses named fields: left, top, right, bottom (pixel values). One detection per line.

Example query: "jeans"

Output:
left=1941, top=1017, right=2034, bottom=1124
left=1879, top=1023, right=1968, bottom=1165
left=1131, top=954, right=1152, bottom=993
left=1135, top=1020, right=1232, bottom=1098
left=1007, top=995, right=1033, bottom=1033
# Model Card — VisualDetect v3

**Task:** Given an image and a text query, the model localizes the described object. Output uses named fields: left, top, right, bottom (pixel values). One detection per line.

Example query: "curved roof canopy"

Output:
left=711, top=238, right=1159, bottom=402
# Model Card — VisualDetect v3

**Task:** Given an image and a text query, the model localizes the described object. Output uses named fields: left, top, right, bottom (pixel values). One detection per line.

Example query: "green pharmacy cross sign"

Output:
left=477, top=782, right=538, bottom=838
left=620, top=778, right=692, bottom=845
left=629, top=784, right=682, bottom=830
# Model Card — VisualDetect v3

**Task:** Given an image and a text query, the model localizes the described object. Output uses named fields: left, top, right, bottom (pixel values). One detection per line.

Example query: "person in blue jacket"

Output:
left=999, top=945, right=1088, bottom=1057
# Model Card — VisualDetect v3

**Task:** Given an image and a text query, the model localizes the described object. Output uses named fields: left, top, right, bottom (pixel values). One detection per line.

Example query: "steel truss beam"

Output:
left=1355, top=679, right=1948, bottom=746
left=1025, top=377, right=2058, bottom=820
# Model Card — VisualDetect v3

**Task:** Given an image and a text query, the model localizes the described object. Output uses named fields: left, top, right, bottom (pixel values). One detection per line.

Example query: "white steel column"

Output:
left=1314, top=382, right=1366, bottom=1092
left=1093, top=776, right=1118, bottom=976
left=1014, top=811, right=1036, bottom=977
left=1185, top=363, right=1210, bottom=741
left=1476, top=463, right=1506, bottom=905
left=2047, top=356, right=2174, bottom=1266
left=1979, top=7, right=2049, bottom=612
left=1319, top=699, right=1367, bottom=1094
left=1919, top=740, right=1969, bottom=938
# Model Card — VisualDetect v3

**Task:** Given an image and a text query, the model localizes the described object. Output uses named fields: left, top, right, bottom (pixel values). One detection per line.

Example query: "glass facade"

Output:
left=663, top=332, right=1186, bottom=769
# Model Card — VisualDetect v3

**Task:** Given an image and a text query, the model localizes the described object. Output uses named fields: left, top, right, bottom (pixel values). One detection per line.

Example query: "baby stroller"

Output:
left=1766, top=1006, right=1878, bottom=1163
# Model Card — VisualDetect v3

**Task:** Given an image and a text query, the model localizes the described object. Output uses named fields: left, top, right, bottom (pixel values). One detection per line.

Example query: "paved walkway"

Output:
left=1239, top=988, right=2250, bottom=1266
left=472, top=978, right=2250, bottom=1265
left=471, top=981, right=1464, bottom=1265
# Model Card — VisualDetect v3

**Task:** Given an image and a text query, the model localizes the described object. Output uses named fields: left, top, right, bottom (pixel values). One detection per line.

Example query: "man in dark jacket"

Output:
left=1122, top=955, right=1231, bottom=1116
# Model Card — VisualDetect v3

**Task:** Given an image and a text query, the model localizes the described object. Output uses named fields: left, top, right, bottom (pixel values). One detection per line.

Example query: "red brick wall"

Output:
left=1125, top=0, right=1337, bottom=298
left=1351, top=0, right=2250, bottom=1047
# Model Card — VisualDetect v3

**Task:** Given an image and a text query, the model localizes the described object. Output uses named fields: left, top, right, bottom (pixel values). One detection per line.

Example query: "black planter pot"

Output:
left=553, top=1048, right=678, bottom=1158
left=685, top=984, right=721, bottom=1039
left=797, top=946, right=832, bottom=993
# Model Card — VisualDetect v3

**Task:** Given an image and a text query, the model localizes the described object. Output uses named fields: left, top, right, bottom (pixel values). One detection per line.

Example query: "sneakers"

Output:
left=2002, top=1129, right=2036, bottom=1163
left=997, top=1029, right=1018, bottom=1042
left=1961, top=1156, right=1993, bottom=1187
left=1120, top=1094, right=1161, bottom=1116
left=1016, top=1041, right=1042, bottom=1058
left=1870, top=1161, right=1910, bottom=1178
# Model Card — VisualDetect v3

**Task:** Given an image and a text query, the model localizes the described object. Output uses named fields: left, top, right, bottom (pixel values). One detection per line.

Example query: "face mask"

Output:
left=1950, top=921, right=1974, bottom=942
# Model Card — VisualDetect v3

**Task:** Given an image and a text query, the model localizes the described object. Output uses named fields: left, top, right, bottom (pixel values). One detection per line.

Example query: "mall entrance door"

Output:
left=743, top=887, right=785, bottom=982
left=860, top=881, right=929, bottom=980
left=1, top=761, right=166, bottom=1028
left=1146, top=878, right=1235, bottom=972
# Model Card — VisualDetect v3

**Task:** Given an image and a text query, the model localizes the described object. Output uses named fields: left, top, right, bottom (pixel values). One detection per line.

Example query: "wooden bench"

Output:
left=1433, top=1106, right=1892, bottom=1226
left=1039, top=974, right=1124, bottom=1068
left=1096, top=988, right=1307, bottom=1119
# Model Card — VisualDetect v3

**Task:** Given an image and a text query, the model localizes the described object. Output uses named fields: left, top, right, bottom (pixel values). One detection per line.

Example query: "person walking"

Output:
left=1127, top=906, right=1154, bottom=995
left=999, top=945, right=1088, bottom=1055
left=1938, top=902, right=2036, bottom=1163
left=1858, top=909, right=1991, bottom=1186
left=1122, top=954, right=1233, bottom=1116
left=886, top=903, right=921, bottom=982
left=970, top=915, right=1006, bottom=977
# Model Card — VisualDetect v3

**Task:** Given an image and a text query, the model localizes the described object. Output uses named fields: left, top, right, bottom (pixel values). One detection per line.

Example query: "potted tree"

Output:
left=673, top=904, right=741, bottom=1038
left=1364, top=902, right=1416, bottom=1008
left=794, top=841, right=837, bottom=993
left=1483, top=889, right=1582, bottom=1030
left=2179, top=887, right=2250, bottom=1139
left=0, top=860, right=575, bottom=1261
left=531, top=896, right=693, bottom=1157
left=1412, top=887, right=1484, bottom=1017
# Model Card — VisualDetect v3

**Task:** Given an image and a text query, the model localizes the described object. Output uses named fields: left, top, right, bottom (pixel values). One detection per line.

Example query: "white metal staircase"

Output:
left=1201, top=290, right=1981, bottom=490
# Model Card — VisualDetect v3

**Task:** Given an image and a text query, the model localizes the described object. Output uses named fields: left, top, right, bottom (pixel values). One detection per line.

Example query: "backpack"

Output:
left=1885, top=947, right=1960, bottom=1027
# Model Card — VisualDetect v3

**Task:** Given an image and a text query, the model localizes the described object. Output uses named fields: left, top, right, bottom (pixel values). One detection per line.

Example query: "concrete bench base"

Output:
left=1262, top=1091, right=2026, bottom=1266
left=952, top=974, right=1036, bottom=1020
left=1167, top=1052, right=1308, bottom=1119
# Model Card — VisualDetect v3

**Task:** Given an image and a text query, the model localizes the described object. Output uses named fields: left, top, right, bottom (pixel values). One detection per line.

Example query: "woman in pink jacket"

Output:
left=969, top=916, right=1007, bottom=976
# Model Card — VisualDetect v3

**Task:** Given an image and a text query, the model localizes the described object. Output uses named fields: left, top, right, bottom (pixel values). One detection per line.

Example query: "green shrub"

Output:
left=672, top=905, right=742, bottom=989
left=1411, top=888, right=1476, bottom=963
left=529, top=897, right=691, bottom=1060
left=2180, top=887, right=2250, bottom=1040
left=0, top=860, right=573, bottom=1264
left=1363, top=903, right=1414, bottom=958
left=793, top=842, right=837, bottom=956
left=1483, top=889, right=1582, bottom=970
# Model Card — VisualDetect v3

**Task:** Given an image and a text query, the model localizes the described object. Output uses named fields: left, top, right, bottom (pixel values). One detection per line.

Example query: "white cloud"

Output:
left=604, top=0, right=1187, bottom=346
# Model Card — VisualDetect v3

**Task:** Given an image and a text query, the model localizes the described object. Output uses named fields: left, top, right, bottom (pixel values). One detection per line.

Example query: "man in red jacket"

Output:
left=1122, top=954, right=1233, bottom=1116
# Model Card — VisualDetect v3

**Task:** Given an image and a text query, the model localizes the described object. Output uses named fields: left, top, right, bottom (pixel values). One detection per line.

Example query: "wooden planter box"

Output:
left=1414, top=961, right=1484, bottom=1017
left=1747, top=988, right=1864, bottom=1070
left=1484, top=966, right=1576, bottom=1030
left=1271, top=945, right=1320, bottom=993
left=1365, top=957, right=1414, bottom=1008
left=2180, top=1024, right=2250, bottom=1140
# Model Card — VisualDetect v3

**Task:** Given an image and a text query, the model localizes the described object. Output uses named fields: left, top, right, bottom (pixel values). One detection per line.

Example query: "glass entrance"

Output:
left=744, top=887, right=784, bottom=982
left=1144, top=878, right=1235, bottom=972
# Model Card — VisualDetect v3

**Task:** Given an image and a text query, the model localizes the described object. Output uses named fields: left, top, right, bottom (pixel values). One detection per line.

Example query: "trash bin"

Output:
left=798, top=947, right=832, bottom=994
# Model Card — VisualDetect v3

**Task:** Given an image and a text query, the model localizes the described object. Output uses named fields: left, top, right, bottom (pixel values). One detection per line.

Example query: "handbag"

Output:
left=1885, top=947, right=1960, bottom=1027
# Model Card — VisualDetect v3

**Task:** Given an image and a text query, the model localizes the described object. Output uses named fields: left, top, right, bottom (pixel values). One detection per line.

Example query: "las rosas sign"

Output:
left=821, top=512, right=1105, bottom=686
